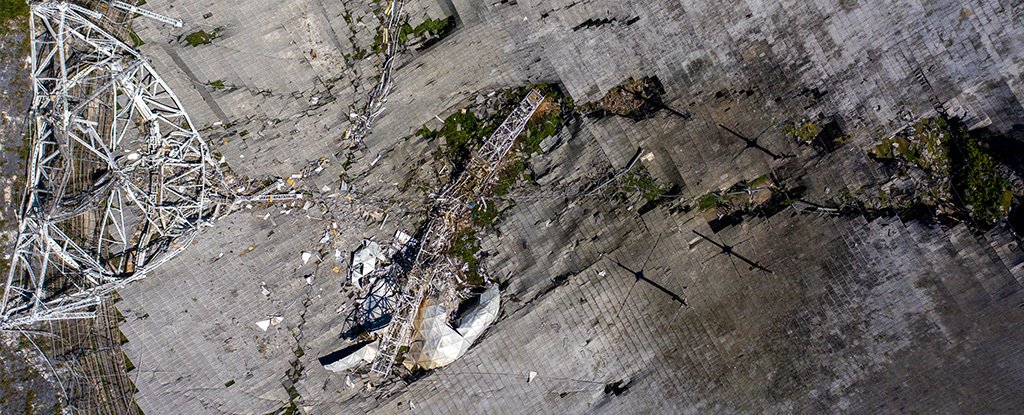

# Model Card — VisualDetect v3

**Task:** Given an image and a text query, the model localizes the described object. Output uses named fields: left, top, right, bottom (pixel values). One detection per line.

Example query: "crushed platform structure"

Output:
left=2, top=0, right=1024, bottom=413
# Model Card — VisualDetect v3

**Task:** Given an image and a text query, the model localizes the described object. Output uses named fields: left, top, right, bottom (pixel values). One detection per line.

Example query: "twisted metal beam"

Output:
left=1, top=2, right=226, bottom=329
left=342, top=0, right=405, bottom=148
left=369, top=90, right=545, bottom=377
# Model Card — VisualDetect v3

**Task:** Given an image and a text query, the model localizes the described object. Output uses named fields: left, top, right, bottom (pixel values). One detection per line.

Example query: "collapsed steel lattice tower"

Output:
left=1, top=2, right=226, bottom=329
left=369, top=90, right=546, bottom=377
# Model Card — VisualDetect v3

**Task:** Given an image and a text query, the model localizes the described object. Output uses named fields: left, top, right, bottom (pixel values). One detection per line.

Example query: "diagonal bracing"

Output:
left=368, top=90, right=545, bottom=377
left=0, top=2, right=230, bottom=329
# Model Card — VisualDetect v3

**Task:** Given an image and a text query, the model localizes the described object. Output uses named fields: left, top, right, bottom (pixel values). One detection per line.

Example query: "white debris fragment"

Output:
left=319, top=231, right=331, bottom=244
left=642, top=152, right=655, bottom=162
left=403, top=284, right=501, bottom=370
left=345, top=375, right=356, bottom=389
left=272, top=316, right=284, bottom=326
left=323, top=341, right=379, bottom=373
left=321, top=185, right=331, bottom=192
left=395, top=230, right=412, bottom=246
left=370, top=153, right=382, bottom=166
left=261, top=283, right=271, bottom=297
left=301, top=251, right=313, bottom=264
left=126, top=151, right=141, bottom=161
left=349, top=240, right=387, bottom=289
left=528, top=371, right=537, bottom=383
left=256, top=319, right=271, bottom=331
left=598, top=270, right=607, bottom=277
left=305, top=275, right=314, bottom=285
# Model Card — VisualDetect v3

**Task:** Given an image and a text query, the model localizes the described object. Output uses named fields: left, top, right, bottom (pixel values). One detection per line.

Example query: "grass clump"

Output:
left=697, top=191, right=721, bottom=211
left=419, top=110, right=495, bottom=175
left=122, top=352, right=135, bottom=372
left=492, top=156, right=528, bottom=197
left=128, top=30, right=144, bottom=47
left=400, top=16, right=453, bottom=42
left=207, top=79, right=226, bottom=89
left=448, top=229, right=483, bottom=285
left=783, top=122, right=820, bottom=143
left=523, top=104, right=562, bottom=155
left=0, top=0, right=29, bottom=36
left=947, top=124, right=1012, bottom=225
left=868, top=116, right=1013, bottom=226
left=184, top=29, right=217, bottom=46
left=375, top=16, right=455, bottom=53
left=0, top=0, right=28, bottom=22
left=748, top=174, right=772, bottom=188
left=472, top=202, right=501, bottom=228
left=870, top=118, right=949, bottom=173
left=623, top=172, right=668, bottom=202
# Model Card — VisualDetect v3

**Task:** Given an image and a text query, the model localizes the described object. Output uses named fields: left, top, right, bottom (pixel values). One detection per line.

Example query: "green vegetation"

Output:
left=870, top=118, right=949, bottom=172
left=207, top=79, right=226, bottom=89
left=783, top=122, right=821, bottom=143
left=522, top=107, right=561, bottom=155
left=374, top=16, right=454, bottom=53
left=128, top=30, right=144, bottom=47
left=695, top=175, right=778, bottom=213
left=417, top=84, right=574, bottom=287
left=0, top=0, right=28, bottom=23
left=492, top=156, right=528, bottom=197
left=0, top=0, right=28, bottom=36
left=748, top=174, right=772, bottom=188
left=418, top=110, right=495, bottom=171
left=697, top=191, right=721, bottom=211
left=472, top=202, right=501, bottom=228
left=273, top=346, right=305, bottom=415
left=184, top=29, right=217, bottom=46
left=868, top=116, right=1012, bottom=226
left=394, top=345, right=410, bottom=368
left=400, top=17, right=453, bottom=42
left=947, top=124, right=1013, bottom=225
left=448, top=229, right=483, bottom=285
left=623, top=172, right=668, bottom=202
left=122, top=352, right=135, bottom=372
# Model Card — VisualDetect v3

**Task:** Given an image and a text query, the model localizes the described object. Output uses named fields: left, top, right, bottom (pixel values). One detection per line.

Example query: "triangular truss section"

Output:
left=1, top=2, right=229, bottom=329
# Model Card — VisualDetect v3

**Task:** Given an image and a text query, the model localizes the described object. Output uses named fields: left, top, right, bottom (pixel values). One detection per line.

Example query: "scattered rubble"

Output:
left=582, top=76, right=665, bottom=120
left=863, top=116, right=1014, bottom=226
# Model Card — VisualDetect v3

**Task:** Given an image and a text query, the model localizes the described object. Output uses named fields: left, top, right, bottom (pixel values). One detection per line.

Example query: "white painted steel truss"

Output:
left=343, top=0, right=404, bottom=147
left=1, top=2, right=226, bottom=329
left=369, top=90, right=545, bottom=377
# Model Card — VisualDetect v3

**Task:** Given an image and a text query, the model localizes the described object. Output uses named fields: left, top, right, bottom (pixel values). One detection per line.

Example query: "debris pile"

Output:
left=863, top=117, right=1014, bottom=226
left=584, top=76, right=665, bottom=120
